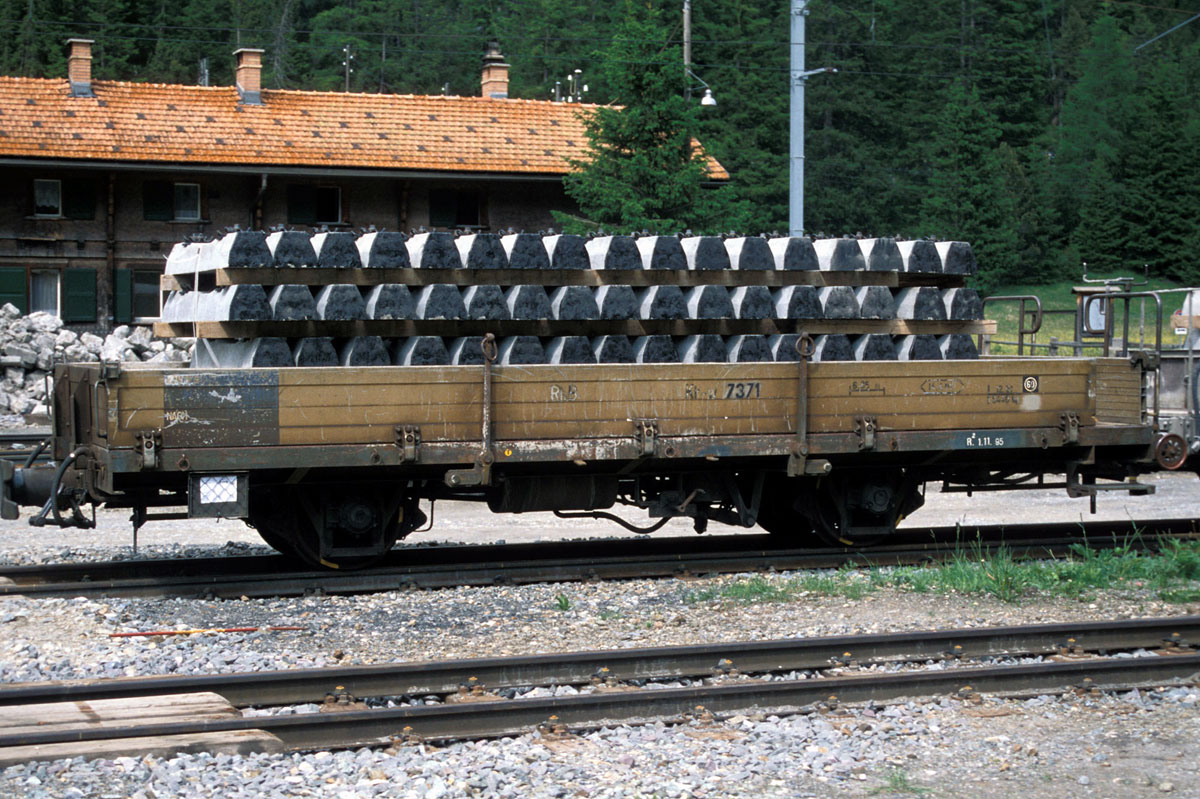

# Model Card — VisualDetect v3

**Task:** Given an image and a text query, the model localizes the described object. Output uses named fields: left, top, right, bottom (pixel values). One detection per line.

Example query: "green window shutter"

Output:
left=61, top=268, right=97, bottom=323
left=143, top=180, right=173, bottom=220
left=63, top=179, right=97, bottom=220
left=113, top=268, right=133, bottom=324
left=0, top=267, right=27, bottom=314
left=287, top=185, right=317, bottom=225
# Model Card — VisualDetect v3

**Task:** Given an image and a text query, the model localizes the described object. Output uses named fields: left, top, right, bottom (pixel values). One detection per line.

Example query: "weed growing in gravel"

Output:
left=871, top=768, right=931, bottom=795
left=553, top=593, right=571, bottom=611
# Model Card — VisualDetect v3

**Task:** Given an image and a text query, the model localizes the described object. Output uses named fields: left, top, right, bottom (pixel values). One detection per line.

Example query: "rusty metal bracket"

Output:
left=1059, top=412, right=1080, bottom=445
left=634, top=419, right=659, bottom=458
left=394, top=425, right=421, bottom=463
left=445, top=334, right=498, bottom=488
left=135, top=430, right=162, bottom=470
left=854, top=416, right=877, bottom=451
left=787, top=335, right=815, bottom=477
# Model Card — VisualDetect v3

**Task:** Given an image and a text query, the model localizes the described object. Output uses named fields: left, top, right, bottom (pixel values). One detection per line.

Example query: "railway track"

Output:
left=2, top=616, right=1197, bottom=760
left=1, top=518, right=1195, bottom=600
left=0, top=430, right=50, bottom=465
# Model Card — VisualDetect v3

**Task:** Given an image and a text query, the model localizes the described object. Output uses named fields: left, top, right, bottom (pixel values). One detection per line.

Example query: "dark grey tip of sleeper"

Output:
left=638, top=285, right=686, bottom=320
left=678, top=334, right=728, bottom=363
left=414, top=284, right=466, bottom=320
left=633, top=335, right=679, bottom=363
left=449, top=336, right=486, bottom=365
left=774, top=285, right=823, bottom=319
left=680, top=236, right=730, bottom=270
left=292, top=337, right=338, bottom=366
left=269, top=285, right=317, bottom=321
left=407, top=231, right=459, bottom=270
left=314, top=284, right=366, bottom=321
left=339, top=336, right=390, bottom=366
left=859, top=238, right=903, bottom=271
left=592, top=335, right=635, bottom=364
left=506, top=285, right=553, bottom=320
left=898, top=240, right=941, bottom=273
left=586, top=236, right=642, bottom=270
left=498, top=335, right=546, bottom=365
left=357, top=230, right=409, bottom=269
left=456, top=233, right=508, bottom=269
left=893, top=287, right=946, bottom=321
left=394, top=336, right=450, bottom=365
left=727, top=334, right=773, bottom=362
left=225, top=230, right=272, bottom=268
left=937, top=241, right=977, bottom=275
left=685, top=285, right=734, bottom=319
left=854, top=334, right=898, bottom=361
left=768, top=334, right=802, bottom=362
left=819, top=286, right=860, bottom=319
left=594, top=285, right=638, bottom=320
left=502, top=233, right=551, bottom=270
left=725, top=237, right=773, bottom=271
left=207, top=285, right=270, bottom=321
left=769, top=237, right=819, bottom=271
left=813, top=334, right=854, bottom=362
left=550, top=286, right=599, bottom=320
left=897, top=335, right=943, bottom=361
left=265, top=231, right=317, bottom=268
left=193, top=337, right=290, bottom=368
left=364, top=284, right=414, bottom=320
left=943, top=288, right=983, bottom=320
left=855, top=286, right=896, bottom=320
left=636, top=236, right=687, bottom=270
left=814, top=238, right=866, bottom=271
left=311, top=231, right=362, bottom=268
left=462, top=285, right=512, bottom=321
left=939, top=334, right=979, bottom=360
left=730, top=285, right=774, bottom=319
left=546, top=336, right=597, bottom=364
left=543, top=234, right=588, bottom=270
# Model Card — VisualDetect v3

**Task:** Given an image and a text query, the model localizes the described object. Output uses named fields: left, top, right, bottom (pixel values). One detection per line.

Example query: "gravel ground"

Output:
left=1, top=476, right=1199, bottom=798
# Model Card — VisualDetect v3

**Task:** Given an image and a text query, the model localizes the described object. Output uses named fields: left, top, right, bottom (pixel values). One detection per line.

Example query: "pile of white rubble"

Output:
left=0, top=304, right=192, bottom=421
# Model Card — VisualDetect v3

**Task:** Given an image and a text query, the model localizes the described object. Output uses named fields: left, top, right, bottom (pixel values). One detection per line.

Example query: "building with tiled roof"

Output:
left=0, top=40, right=725, bottom=328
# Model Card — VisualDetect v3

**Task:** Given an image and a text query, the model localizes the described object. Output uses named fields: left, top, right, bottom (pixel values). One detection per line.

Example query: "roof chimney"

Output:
left=234, top=48, right=264, bottom=105
left=66, top=39, right=94, bottom=97
left=481, top=41, right=509, bottom=99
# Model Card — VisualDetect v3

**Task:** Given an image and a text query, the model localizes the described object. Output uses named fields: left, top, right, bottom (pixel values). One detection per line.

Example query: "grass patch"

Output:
left=553, top=593, right=571, bottom=611
left=681, top=538, right=1200, bottom=606
left=871, top=769, right=931, bottom=796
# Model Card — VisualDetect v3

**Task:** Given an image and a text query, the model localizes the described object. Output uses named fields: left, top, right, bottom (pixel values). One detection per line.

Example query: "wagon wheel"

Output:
left=248, top=486, right=425, bottom=570
left=804, top=472, right=924, bottom=548
left=755, top=476, right=821, bottom=543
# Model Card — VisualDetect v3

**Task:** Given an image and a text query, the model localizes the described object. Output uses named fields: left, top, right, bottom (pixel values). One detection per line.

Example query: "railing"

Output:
left=979, top=295, right=1042, bottom=355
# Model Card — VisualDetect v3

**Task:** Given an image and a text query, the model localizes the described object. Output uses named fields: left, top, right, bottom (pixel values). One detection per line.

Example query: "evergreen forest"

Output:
left=0, top=0, right=1197, bottom=290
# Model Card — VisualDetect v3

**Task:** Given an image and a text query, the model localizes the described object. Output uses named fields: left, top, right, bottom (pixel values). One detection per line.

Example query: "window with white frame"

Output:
left=33, top=180, right=62, bottom=217
left=29, top=270, right=59, bottom=315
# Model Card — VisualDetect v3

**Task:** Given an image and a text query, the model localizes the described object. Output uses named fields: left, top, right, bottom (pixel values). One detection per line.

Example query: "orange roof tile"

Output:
left=0, top=77, right=728, bottom=180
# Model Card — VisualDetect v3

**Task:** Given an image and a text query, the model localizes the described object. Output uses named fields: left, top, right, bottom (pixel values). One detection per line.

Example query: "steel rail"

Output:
left=3, top=652, right=1198, bottom=753
left=0, top=520, right=1195, bottom=600
left=2, top=616, right=1196, bottom=710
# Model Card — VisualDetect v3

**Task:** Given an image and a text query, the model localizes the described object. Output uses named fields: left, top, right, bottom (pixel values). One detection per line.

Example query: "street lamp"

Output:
left=687, top=68, right=716, bottom=107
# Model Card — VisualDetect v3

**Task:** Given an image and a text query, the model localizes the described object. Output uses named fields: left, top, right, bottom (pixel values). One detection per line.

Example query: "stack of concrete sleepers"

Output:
left=162, top=230, right=985, bottom=367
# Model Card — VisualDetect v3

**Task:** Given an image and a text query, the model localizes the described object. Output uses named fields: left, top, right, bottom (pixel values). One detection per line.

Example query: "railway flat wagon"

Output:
left=0, top=230, right=1177, bottom=567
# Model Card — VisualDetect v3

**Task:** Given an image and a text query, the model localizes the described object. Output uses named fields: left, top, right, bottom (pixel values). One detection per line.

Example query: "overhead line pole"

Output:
left=789, top=0, right=807, bottom=237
